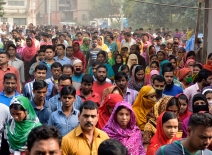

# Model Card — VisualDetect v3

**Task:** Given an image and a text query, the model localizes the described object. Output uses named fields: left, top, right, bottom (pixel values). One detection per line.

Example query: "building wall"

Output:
left=206, top=0, right=212, bottom=56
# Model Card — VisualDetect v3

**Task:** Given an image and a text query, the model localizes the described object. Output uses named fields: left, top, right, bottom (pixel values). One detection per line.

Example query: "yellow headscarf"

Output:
left=97, top=36, right=110, bottom=52
left=127, top=54, right=138, bottom=69
left=132, top=85, right=156, bottom=131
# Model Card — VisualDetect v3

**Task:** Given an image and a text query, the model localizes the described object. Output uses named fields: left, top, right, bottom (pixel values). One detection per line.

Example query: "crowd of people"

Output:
left=0, top=23, right=212, bottom=155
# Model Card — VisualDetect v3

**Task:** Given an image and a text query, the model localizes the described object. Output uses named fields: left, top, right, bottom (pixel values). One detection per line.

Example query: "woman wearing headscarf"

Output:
left=146, top=112, right=180, bottom=155
left=128, top=65, right=148, bottom=91
left=4, top=96, right=41, bottom=154
left=147, top=70, right=159, bottom=85
left=143, top=96, right=181, bottom=150
left=132, top=85, right=156, bottom=132
left=101, top=85, right=123, bottom=105
left=178, top=68, right=193, bottom=89
left=103, top=101, right=146, bottom=155
left=112, top=54, right=123, bottom=73
left=183, top=50, right=196, bottom=64
left=22, top=38, right=37, bottom=82
left=97, top=94, right=123, bottom=130
left=108, top=50, right=119, bottom=66
left=126, top=54, right=138, bottom=69
left=184, top=59, right=196, bottom=72
left=203, top=53, right=212, bottom=72
left=177, top=47, right=186, bottom=69
left=97, top=36, right=110, bottom=52
left=182, top=94, right=209, bottom=138
left=80, top=37, right=90, bottom=56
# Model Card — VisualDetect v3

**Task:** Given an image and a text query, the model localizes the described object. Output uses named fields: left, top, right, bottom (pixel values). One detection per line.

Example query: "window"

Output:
left=66, top=1, right=70, bottom=4
left=59, top=0, right=65, bottom=4
left=66, top=7, right=70, bottom=10
left=59, top=7, right=66, bottom=11
left=13, top=18, right=26, bottom=25
left=1, top=18, right=7, bottom=22
left=8, top=0, right=24, bottom=6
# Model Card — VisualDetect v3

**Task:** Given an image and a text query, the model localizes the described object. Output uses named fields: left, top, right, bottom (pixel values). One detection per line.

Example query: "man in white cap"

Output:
left=72, top=59, right=84, bottom=90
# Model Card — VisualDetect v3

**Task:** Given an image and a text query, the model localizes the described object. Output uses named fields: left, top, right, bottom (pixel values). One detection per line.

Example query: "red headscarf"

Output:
left=146, top=112, right=181, bottom=155
left=203, top=60, right=212, bottom=72
left=72, top=41, right=86, bottom=69
left=178, top=68, right=191, bottom=81
left=176, top=93, right=192, bottom=122
left=22, top=38, right=37, bottom=62
left=97, top=94, right=123, bottom=129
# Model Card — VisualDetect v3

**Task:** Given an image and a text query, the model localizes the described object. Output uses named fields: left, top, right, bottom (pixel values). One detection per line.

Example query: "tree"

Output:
left=0, top=0, right=5, bottom=17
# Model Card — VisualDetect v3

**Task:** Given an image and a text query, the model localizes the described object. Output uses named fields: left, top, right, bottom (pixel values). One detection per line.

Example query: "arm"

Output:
left=29, top=63, right=35, bottom=76
left=48, top=114, right=54, bottom=127
left=20, top=62, right=25, bottom=83
left=61, top=137, right=72, bottom=155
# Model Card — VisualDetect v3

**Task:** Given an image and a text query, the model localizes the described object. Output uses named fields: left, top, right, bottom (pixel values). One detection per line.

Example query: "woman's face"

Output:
left=97, top=38, right=102, bottom=45
left=178, top=50, right=185, bottom=59
left=188, top=61, right=195, bottom=69
left=116, top=55, right=122, bottom=64
left=167, top=43, right=172, bottom=49
left=205, top=93, right=212, bottom=104
left=150, top=56, right=158, bottom=62
left=179, top=99, right=188, bottom=114
left=131, top=59, right=137, bottom=65
left=97, top=54, right=105, bottom=63
left=135, top=70, right=145, bottom=81
left=193, top=99, right=206, bottom=105
left=26, top=39, right=32, bottom=47
left=150, top=47, right=156, bottom=54
left=146, top=93, right=156, bottom=102
left=113, top=51, right=119, bottom=58
left=157, top=52, right=165, bottom=61
left=150, top=64, right=158, bottom=71
left=187, top=55, right=195, bottom=60
left=208, top=56, right=212, bottom=65
left=193, top=66, right=201, bottom=75
left=167, top=105, right=179, bottom=115
left=130, top=46, right=137, bottom=54
left=116, top=108, right=131, bottom=129
left=10, top=108, right=26, bottom=122
left=122, top=68, right=129, bottom=77
left=183, top=71, right=192, bottom=83
left=163, top=119, right=178, bottom=140
left=170, top=59, right=177, bottom=69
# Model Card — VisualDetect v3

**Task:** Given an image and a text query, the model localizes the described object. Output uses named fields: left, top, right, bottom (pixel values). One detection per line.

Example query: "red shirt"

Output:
left=76, top=89, right=101, bottom=106
left=0, top=65, right=20, bottom=93
left=92, top=82, right=113, bottom=99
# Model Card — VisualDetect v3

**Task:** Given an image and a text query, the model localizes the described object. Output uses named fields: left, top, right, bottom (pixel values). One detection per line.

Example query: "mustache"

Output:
left=84, top=122, right=93, bottom=126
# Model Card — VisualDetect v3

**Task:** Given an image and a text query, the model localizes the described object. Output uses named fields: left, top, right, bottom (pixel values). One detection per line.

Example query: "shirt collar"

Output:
left=195, top=83, right=201, bottom=92
left=0, top=90, right=19, bottom=97
left=58, top=106, right=77, bottom=115
left=78, top=89, right=95, bottom=97
left=75, top=125, right=101, bottom=138
left=31, top=99, right=49, bottom=109
left=0, top=65, right=10, bottom=70
left=55, top=56, right=65, bottom=60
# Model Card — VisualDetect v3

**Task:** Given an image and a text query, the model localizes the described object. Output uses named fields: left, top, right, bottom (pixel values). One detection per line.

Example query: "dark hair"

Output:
left=162, top=111, right=178, bottom=124
left=51, top=62, right=62, bottom=70
left=203, top=90, right=212, bottom=96
left=96, top=64, right=108, bottom=72
left=115, top=106, right=130, bottom=115
left=33, top=80, right=47, bottom=91
left=152, top=75, right=165, bottom=84
left=124, top=32, right=131, bottom=37
left=59, top=34, right=65, bottom=38
left=45, top=45, right=55, bottom=52
left=186, top=51, right=196, bottom=60
left=150, top=61, right=159, bottom=68
left=91, top=61, right=101, bottom=67
left=130, top=64, right=137, bottom=76
left=177, top=94, right=188, bottom=103
left=27, top=125, right=62, bottom=152
left=168, top=55, right=177, bottom=62
left=194, top=63, right=203, bottom=70
left=197, top=69, right=212, bottom=83
left=79, top=100, right=98, bottom=114
left=3, top=73, right=17, bottom=82
left=9, top=104, right=25, bottom=111
left=7, top=44, right=17, bottom=51
left=188, top=113, right=212, bottom=129
left=76, top=32, right=82, bottom=36
left=66, top=46, right=73, bottom=50
left=0, top=51, right=9, bottom=58
left=162, top=66, right=174, bottom=76
left=98, top=139, right=128, bottom=155
left=81, top=74, right=94, bottom=83
left=134, top=65, right=145, bottom=74
left=60, top=86, right=76, bottom=97
left=58, top=74, right=72, bottom=83
left=30, top=30, right=36, bottom=35
left=57, top=44, right=65, bottom=50
left=38, top=48, right=45, bottom=54
left=97, top=50, right=107, bottom=59
left=15, top=37, right=21, bottom=42
left=35, top=64, right=47, bottom=72
left=62, top=64, right=74, bottom=72
left=167, top=97, right=180, bottom=111
left=208, top=53, right=212, bottom=59
left=115, top=72, right=128, bottom=81
left=41, top=32, right=49, bottom=37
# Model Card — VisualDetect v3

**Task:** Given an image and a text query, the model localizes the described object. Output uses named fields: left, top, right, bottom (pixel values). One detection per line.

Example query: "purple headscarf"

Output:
left=103, top=101, right=146, bottom=155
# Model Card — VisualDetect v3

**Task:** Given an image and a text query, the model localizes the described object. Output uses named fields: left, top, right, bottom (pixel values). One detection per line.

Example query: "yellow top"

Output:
left=62, top=125, right=109, bottom=155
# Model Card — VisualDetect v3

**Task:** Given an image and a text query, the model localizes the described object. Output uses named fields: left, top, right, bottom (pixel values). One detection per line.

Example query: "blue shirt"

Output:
left=24, top=80, right=54, bottom=101
left=39, top=60, right=54, bottom=79
left=72, top=73, right=84, bottom=83
left=0, top=91, right=20, bottom=106
left=54, top=56, right=71, bottom=66
left=163, top=85, right=183, bottom=96
left=49, top=94, right=83, bottom=112
left=31, top=99, right=52, bottom=125
left=48, top=107, right=79, bottom=136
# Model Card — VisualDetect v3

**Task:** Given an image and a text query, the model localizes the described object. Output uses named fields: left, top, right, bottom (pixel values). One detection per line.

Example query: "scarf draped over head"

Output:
left=147, top=112, right=180, bottom=154
left=159, top=60, right=170, bottom=75
left=176, top=93, right=192, bottom=122
left=97, top=94, right=123, bottom=129
left=7, top=96, right=41, bottom=151
left=112, top=54, right=123, bottom=73
left=184, top=59, right=195, bottom=68
left=103, top=101, right=146, bottom=155
left=127, top=54, right=138, bottom=69
left=22, top=38, right=37, bottom=62
left=178, top=68, right=191, bottom=81
left=203, top=60, right=212, bottom=72
left=97, top=36, right=110, bottom=52
left=192, top=94, right=209, bottom=113
left=80, top=37, right=90, bottom=55
left=150, top=70, right=159, bottom=79
left=132, top=86, right=156, bottom=131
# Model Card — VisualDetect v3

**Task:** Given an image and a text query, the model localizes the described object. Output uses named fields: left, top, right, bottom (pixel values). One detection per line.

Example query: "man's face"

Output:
left=124, top=35, right=129, bottom=42
left=56, top=46, right=64, bottom=56
left=115, top=77, right=127, bottom=90
left=78, top=108, right=98, bottom=131
left=77, top=34, right=82, bottom=41
left=58, top=79, right=72, bottom=92
left=3, top=78, right=17, bottom=94
left=164, top=72, right=174, bottom=85
left=81, top=82, right=93, bottom=94
left=92, top=65, right=98, bottom=76
left=141, top=36, right=147, bottom=42
left=73, top=43, right=79, bottom=52
left=96, top=67, right=107, bottom=82
left=66, top=48, right=73, bottom=57
left=26, top=139, right=61, bottom=155
left=8, top=47, right=16, bottom=57
left=38, top=52, right=45, bottom=61
left=130, top=46, right=136, bottom=54
left=203, top=75, right=212, bottom=87
left=0, top=54, right=9, bottom=65
left=63, top=68, right=73, bottom=77
left=106, top=36, right=111, bottom=42
left=34, top=69, right=46, bottom=81
left=152, top=80, right=165, bottom=90
left=12, top=31, right=18, bottom=38
left=59, top=36, right=65, bottom=42
left=52, top=39, right=58, bottom=46
left=45, top=49, right=55, bottom=60
left=51, top=67, right=62, bottom=80
left=33, top=87, right=47, bottom=102
left=97, top=54, right=105, bottom=63
left=73, top=63, right=83, bottom=74
left=156, top=40, right=161, bottom=46
left=188, top=125, right=212, bottom=151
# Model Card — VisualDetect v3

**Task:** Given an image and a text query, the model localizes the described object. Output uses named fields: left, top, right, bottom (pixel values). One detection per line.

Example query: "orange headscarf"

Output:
left=178, top=68, right=191, bottom=81
left=203, top=60, right=212, bottom=72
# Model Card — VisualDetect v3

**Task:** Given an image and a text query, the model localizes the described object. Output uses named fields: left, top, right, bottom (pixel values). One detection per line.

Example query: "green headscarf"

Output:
left=7, top=96, right=41, bottom=151
left=80, top=37, right=90, bottom=55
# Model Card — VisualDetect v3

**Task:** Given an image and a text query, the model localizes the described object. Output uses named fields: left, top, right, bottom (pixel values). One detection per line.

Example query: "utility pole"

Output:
left=120, top=0, right=124, bottom=30
left=48, top=0, right=50, bottom=25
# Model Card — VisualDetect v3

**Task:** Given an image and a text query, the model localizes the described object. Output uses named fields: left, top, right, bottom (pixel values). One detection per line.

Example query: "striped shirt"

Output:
left=123, top=87, right=138, bottom=105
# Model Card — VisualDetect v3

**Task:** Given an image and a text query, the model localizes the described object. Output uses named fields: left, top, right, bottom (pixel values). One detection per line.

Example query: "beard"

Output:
left=165, top=82, right=174, bottom=90
left=96, top=75, right=106, bottom=83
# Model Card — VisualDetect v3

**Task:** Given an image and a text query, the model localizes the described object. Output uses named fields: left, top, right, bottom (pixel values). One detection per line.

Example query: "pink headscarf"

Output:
left=103, top=101, right=146, bottom=155
left=149, top=70, right=159, bottom=84
left=184, top=59, right=195, bottom=68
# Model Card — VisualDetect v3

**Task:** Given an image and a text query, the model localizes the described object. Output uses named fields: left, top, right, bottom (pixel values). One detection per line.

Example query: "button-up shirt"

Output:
left=123, top=87, right=138, bottom=105
left=0, top=91, right=20, bottom=106
left=31, top=99, right=52, bottom=125
left=184, top=83, right=201, bottom=112
left=54, top=56, right=72, bottom=66
left=49, top=94, right=83, bottom=112
left=8, top=58, right=25, bottom=83
left=48, top=107, right=79, bottom=136
left=61, top=125, right=109, bottom=155
left=76, top=89, right=101, bottom=106
left=24, top=79, right=54, bottom=101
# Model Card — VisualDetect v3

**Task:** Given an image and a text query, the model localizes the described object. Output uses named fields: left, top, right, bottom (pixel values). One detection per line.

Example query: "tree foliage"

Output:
left=0, top=0, right=5, bottom=17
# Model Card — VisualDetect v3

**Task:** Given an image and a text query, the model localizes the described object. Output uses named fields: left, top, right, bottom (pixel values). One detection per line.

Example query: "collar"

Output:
left=75, top=125, right=101, bottom=138
left=9, top=57, right=18, bottom=61
left=126, top=87, right=132, bottom=94
left=0, top=90, right=19, bottom=97
left=0, top=65, right=10, bottom=70
left=58, top=106, right=77, bottom=115
left=78, top=89, right=95, bottom=98
left=55, top=56, right=65, bottom=60
left=31, top=99, right=49, bottom=109
left=194, top=83, right=201, bottom=92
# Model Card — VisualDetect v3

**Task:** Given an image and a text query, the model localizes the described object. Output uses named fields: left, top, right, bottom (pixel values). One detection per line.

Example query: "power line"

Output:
left=35, top=0, right=45, bottom=12
left=129, top=0, right=212, bottom=10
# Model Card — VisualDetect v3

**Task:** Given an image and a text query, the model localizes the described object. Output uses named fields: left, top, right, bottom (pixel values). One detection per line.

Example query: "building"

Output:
left=36, top=0, right=92, bottom=25
left=1, top=0, right=36, bottom=26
